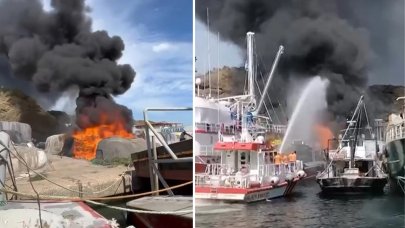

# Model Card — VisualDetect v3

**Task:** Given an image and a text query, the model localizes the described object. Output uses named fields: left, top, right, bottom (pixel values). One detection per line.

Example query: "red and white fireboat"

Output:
left=195, top=32, right=306, bottom=203
left=195, top=140, right=306, bottom=202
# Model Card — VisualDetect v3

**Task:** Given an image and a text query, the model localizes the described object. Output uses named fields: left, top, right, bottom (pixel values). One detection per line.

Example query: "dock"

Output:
left=6, top=155, right=133, bottom=199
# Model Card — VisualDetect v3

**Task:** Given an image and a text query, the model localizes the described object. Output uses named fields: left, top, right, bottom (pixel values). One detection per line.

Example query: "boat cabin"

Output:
left=327, top=138, right=379, bottom=177
left=195, top=141, right=303, bottom=189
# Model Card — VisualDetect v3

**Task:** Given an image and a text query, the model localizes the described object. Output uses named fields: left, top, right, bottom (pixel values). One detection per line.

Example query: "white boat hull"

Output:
left=195, top=179, right=300, bottom=203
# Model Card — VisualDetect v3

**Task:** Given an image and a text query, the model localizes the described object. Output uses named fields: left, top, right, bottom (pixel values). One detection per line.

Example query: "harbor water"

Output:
left=196, top=180, right=405, bottom=228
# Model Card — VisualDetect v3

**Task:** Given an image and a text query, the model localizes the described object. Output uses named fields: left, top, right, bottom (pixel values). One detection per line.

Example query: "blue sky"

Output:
left=44, top=0, right=193, bottom=125
left=195, top=19, right=242, bottom=76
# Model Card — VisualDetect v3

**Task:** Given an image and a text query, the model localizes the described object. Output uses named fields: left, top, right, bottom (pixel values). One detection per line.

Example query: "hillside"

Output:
left=0, top=88, right=70, bottom=142
left=196, top=66, right=405, bottom=120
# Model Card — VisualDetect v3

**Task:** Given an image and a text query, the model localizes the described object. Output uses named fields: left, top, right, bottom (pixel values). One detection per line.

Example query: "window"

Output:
left=241, top=152, right=246, bottom=165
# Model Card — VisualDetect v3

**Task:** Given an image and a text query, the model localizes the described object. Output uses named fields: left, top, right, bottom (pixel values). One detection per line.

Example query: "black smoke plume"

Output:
left=196, top=0, right=404, bottom=123
left=0, top=0, right=135, bottom=132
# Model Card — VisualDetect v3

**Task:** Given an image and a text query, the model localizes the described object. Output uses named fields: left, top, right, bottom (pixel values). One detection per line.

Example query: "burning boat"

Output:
left=194, top=32, right=306, bottom=202
left=316, top=96, right=388, bottom=194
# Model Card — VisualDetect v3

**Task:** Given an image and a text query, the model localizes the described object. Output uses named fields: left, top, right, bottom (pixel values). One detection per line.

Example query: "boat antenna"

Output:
left=217, top=31, right=220, bottom=124
left=207, top=8, right=211, bottom=98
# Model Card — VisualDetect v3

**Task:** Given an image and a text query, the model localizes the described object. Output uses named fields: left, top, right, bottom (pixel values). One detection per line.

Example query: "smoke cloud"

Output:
left=0, top=0, right=136, bottom=132
left=196, top=0, right=404, bottom=123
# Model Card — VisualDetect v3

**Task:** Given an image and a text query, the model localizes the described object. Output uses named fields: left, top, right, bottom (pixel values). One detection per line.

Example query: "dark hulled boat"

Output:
left=383, top=97, right=405, bottom=193
left=316, top=96, right=388, bottom=194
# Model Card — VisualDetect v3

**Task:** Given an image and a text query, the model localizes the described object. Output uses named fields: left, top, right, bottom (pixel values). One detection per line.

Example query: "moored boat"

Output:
left=316, top=96, right=388, bottom=194
left=383, top=96, right=405, bottom=193
left=126, top=196, right=192, bottom=228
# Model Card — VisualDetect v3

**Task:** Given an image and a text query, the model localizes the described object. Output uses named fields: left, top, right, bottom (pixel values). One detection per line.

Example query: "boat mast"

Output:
left=255, top=45, right=284, bottom=115
left=341, top=95, right=364, bottom=142
left=350, top=114, right=360, bottom=169
left=246, top=32, right=255, bottom=103
left=239, top=32, right=256, bottom=142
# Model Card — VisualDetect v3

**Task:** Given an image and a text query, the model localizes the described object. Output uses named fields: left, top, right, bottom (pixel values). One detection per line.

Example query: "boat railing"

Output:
left=195, top=160, right=305, bottom=188
left=204, top=163, right=233, bottom=176
left=267, top=124, right=287, bottom=134
left=195, top=122, right=236, bottom=135
left=386, top=119, right=405, bottom=142
left=248, top=123, right=286, bottom=134
left=199, top=145, right=216, bottom=156
left=259, top=164, right=277, bottom=176
left=143, top=107, right=193, bottom=196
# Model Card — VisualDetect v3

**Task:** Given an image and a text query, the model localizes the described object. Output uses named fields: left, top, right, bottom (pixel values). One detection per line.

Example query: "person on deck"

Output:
left=289, top=151, right=297, bottom=172
left=282, top=154, right=289, bottom=172
left=274, top=153, right=281, bottom=175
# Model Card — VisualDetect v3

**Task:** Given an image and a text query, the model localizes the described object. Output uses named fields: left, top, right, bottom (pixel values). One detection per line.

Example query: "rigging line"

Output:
left=254, top=76, right=272, bottom=122
left=7, top=142, right=129, bottom=195
left=7, top=147, right=18, bottom=199
left=3, top=181, right=193, bottom=201
left=258, top=69, right=281, bottom=124
left=7, top=142, right=44, bottom=228
left=363, top=102, right=373, bottom=136
left=358, top=104, right=363, bottom=139
left=256, top=51, right=286, bottom=123
left=254, top=50, right=280, bottom=123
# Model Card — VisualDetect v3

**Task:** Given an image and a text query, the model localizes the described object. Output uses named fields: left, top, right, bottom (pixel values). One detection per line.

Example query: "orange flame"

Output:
left=72, top=113, right=134, bottom=160
left=315, top=124, right=334, bottom=150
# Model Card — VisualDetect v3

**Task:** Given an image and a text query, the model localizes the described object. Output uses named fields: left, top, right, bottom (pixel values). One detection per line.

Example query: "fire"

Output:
left=72, top=113, right=134, bottom=160
left=315, top=124, right=334, bottom=150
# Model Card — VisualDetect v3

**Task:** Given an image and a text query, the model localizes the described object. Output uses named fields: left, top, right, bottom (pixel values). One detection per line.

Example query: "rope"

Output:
left=7, top=141, right=43, bottom=228
left=7, top=143, right=130, bottom=195
left=254, top=77, right=272, bottom=122
left=397, top=177, right=405, bottom=194
left=85, top=200, right=192, bottom=215
left=257, top=53, right=282, bottom=124
left=362, top=103, right=373, bottom=137
left=258, top=70, right=281, bottom=123
left=3, top=180, right=193, bottom=201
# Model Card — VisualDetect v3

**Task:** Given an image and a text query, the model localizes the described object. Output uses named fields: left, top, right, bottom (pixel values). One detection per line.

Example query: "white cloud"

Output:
left=152, top=42, right=176, bottom=53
